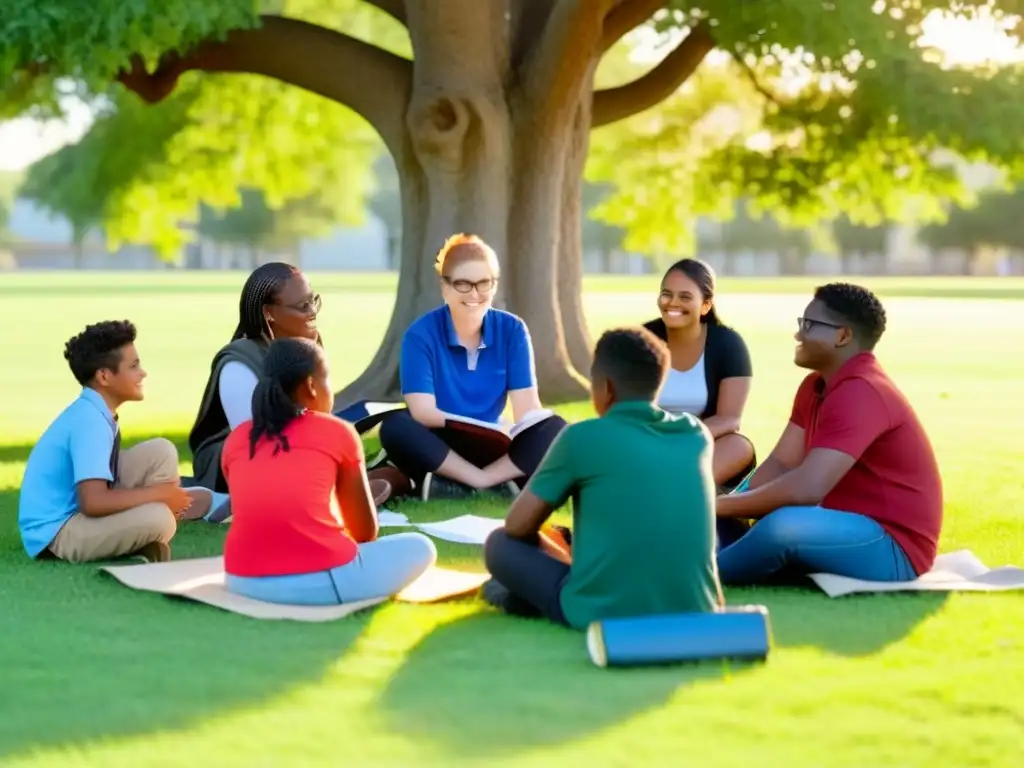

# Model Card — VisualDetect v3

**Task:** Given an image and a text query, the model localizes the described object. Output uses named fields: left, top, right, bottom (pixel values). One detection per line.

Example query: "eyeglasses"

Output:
left=797, top=316, right=844, bottom=333
left=443, top=277, right=498, bottom=294
left=281, top=293, right=322, bottom=315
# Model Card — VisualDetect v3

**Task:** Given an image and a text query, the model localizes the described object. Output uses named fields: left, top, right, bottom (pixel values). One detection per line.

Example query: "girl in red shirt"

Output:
left=222, top=337, right=436, bottom=605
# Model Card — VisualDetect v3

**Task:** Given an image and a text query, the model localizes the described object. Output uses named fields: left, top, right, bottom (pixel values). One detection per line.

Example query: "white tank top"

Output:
left=658, top=353, right=709, bottom=416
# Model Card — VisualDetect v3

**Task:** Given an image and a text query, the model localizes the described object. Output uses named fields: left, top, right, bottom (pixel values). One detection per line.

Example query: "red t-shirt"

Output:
left=790, top=352, right=943, bottom=575
left=222, top=410, right=363, bottom=578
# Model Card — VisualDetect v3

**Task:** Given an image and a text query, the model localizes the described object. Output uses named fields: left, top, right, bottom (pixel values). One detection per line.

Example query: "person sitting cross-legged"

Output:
left=716, top=283, right=944, bottom=586
left=644, top=258, right=757, bottom=492
left=222, top=337, right=437, bottom=606
left=376, top=233, right=567, bottom=501
left=19, top=321, right=201, bottom=564
left=482, top=327, right=723, bottom=629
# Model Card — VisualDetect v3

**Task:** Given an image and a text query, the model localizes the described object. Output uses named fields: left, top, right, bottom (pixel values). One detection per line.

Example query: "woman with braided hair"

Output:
left=188, top=262, right=323, bottom=494
left=222, top=337, right=436, bottom=605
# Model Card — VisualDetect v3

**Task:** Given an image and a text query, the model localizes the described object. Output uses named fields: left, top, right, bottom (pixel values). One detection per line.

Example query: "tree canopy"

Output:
left=5, top=2, right=1024, bottom=258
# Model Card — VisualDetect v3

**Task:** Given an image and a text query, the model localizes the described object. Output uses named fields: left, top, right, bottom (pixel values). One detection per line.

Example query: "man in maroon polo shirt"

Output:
left=716, top=282, right=943, bottom=585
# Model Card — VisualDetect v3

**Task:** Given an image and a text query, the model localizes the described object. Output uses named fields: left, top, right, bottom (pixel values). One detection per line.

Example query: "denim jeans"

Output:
left=717, top=506, right=917, bottom=586
left=226, top=533, right=437, bottom=605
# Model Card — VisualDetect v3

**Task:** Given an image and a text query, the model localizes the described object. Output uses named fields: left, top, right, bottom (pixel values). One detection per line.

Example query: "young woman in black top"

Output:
left=644, top=258, right=756, bottom=490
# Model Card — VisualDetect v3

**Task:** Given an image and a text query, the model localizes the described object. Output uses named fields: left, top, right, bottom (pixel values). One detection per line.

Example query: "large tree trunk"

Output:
left=558, top=99, right=596, bottom=380
left=112, top=5, right=713, bottom=409
left=336, top=0, right=596, bottom=408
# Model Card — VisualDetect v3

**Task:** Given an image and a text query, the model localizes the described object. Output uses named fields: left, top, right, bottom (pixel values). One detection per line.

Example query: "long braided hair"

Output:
left=232, top=262, right=302, bottom=342
left=249, top=337, right=324, bottom=459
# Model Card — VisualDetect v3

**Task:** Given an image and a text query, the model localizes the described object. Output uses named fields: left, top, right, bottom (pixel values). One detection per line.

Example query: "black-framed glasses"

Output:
left=281, top=293, right=322, bottom=315
left=797, top=316, right=843, bottom=333
left=443, top=277, right=498, bottom=294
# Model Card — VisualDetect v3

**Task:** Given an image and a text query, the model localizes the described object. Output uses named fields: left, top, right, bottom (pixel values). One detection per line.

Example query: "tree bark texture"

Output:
left=339, top=0, right=620, bottom=406
left=115, top=1, right=713, bottom=406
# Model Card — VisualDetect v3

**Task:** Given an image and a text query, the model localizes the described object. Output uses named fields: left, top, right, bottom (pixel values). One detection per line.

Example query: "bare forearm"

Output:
left=717, top=467, right=821, bottom=519
left=747, top=456, right=791, bottom=490
left=335, top=483, right=379, bottom=543
left=78, top=486, right=166, bottom=517
left=505, top=490, right=556, bottom=539
left=408, top=405, right=447, bottom=429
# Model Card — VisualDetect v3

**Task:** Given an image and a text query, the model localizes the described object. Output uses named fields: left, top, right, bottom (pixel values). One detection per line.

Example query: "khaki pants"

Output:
left=49, top=438, right=179, bottom=563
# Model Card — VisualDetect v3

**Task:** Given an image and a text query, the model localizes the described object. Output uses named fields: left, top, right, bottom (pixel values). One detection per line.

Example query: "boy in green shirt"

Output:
left=482, top=327, right=723, bottom=629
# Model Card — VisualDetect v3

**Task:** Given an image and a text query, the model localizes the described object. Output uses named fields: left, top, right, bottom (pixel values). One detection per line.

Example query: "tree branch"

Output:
left=362, top=0, right=406, bottom=26
left=522, top=0, right=618, bottom=122
left=116, top=14, right=412, bottom=157
left=591, top=22, right=714, bottom=128
left=730, top=49, right=783, bottom=106
left=601, top=0, right=665, bottom=51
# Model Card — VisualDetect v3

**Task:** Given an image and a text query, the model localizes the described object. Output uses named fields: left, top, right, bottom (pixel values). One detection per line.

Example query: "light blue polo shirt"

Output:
left=18, top=388, right=118, bottom=558
left=400, top=306, right=537, bottom=424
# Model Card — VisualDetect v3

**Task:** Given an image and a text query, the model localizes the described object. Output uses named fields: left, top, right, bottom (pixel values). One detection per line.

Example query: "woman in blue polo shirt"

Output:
left=643, top=258, right=757, bottom=491
left=377, top=234, right=566, bottom=501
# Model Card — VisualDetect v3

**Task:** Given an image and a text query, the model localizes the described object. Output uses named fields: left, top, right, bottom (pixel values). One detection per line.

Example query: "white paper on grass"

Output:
left=415, top=515, right=505, bottom=545
left=808, top=550, right=1024, bottom=598
left=377, top=510, right=410, bottom=528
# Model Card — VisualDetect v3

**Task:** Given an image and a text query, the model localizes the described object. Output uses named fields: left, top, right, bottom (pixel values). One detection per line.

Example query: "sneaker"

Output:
left=206, top=497, right=233, bottom=525
left=135, top=541, right=171, bottom=563
left=481, top=578, right=511, bottom=609
left=480, top=578, right=541, bottom=618
left=369, top=478, right=392, bottom=507
left=368, top=465, right=413, bottom=498
left=486, top=480, right=520, bottom=499
left=421, top=472, right=476, bottom=501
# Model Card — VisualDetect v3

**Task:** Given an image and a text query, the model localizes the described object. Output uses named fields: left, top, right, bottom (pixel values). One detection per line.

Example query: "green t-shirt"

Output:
left=527, top=401, right=720, bottom=630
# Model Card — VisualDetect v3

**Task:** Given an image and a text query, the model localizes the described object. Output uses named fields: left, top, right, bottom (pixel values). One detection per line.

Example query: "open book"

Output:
left=441, top=408, right=554, bottom=438
left=438, top=408, right=556, bottom=467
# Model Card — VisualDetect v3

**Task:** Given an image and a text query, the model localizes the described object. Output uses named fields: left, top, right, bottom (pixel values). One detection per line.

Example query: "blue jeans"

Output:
left=226, top=533, right=437, bottom=605
left=717, top=506, right=917, bottom=586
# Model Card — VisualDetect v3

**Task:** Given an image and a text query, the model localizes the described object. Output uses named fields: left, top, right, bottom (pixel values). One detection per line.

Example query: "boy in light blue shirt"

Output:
left=19, top=320, right=208, bottom=563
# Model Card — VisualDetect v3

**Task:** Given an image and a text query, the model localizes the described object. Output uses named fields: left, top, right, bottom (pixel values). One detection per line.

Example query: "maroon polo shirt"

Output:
left=790, top=352, right=943, bottom=575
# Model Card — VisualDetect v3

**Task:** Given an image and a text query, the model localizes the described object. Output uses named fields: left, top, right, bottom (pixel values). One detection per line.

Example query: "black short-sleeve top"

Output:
left=642, top=319, right=753, bottom=421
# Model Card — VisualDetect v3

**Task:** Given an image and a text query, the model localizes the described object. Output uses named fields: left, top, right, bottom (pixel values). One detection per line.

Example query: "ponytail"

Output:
left=249, top=378, right=303, bottom=458
left=248, top=337, right=324, bottom=459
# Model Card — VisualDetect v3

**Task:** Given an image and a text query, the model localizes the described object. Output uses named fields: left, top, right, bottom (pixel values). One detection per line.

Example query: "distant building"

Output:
left=2, top=198, right=392, bottom=271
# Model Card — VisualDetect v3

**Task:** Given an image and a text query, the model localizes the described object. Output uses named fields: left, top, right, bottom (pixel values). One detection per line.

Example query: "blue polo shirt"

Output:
left=18, top=388, right=118, bottom=558
left=400, top=306, right=537, bottom=424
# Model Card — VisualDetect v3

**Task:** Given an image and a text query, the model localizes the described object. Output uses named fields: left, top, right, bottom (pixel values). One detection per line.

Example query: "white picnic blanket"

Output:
left=809, top=550, right=1024, bottom=597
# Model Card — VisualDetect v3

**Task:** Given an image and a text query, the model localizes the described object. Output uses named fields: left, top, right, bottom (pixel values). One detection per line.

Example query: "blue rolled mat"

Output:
left=586, top=605, right=771, bottom=668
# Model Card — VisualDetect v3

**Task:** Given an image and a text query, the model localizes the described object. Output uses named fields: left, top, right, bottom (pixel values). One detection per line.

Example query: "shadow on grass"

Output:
left=377, top=611, right=757, bottom=755
left=377, top=583, right=947, bottom=755
left=0, top=427, right=949, bottom=759
left=0, top=484, right=367, bottom=761
left=725, top=584, right=948, bottom=656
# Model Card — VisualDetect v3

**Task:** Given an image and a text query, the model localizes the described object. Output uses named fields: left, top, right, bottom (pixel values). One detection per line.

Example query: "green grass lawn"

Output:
left=1, top=271, right=1021, bottom=767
